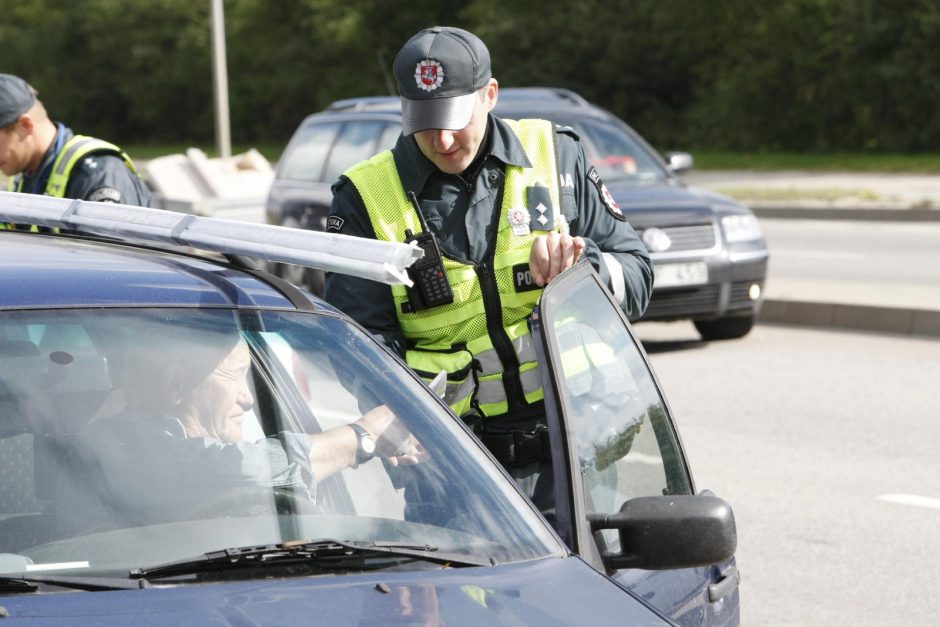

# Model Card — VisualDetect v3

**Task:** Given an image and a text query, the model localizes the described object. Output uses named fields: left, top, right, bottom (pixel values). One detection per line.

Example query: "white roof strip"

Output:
left=0, top=191, right=421, bottom=286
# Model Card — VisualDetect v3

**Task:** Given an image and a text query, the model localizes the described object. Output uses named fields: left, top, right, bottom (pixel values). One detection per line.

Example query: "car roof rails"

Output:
left=326, top=96, right=401, bottom=112
left=499, top=87, right=592, bottom=108
left=0, top=191, right=421, bottom=286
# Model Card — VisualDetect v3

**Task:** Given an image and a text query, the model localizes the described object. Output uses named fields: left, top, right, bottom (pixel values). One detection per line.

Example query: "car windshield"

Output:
left=500, top=108, right=670, bottom=184
left=564, top=117, right=669, bottom=184
left=0, top=308, right=558, bottom=581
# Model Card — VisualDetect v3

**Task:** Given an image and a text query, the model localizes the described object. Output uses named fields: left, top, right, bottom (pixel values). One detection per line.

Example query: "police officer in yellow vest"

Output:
left=0, top=73, right=151, bottom=230
left=325, top=27, right=653, bottom=520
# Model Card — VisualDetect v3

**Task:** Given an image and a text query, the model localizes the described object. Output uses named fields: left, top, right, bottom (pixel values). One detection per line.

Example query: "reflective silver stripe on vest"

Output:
left=443, top=376, right=476, bottom=409
left=55, top=137, right=100, bottom=176
left=476, top=368, right=542, bottom=406
left=474, top=334, right=538, bottom=376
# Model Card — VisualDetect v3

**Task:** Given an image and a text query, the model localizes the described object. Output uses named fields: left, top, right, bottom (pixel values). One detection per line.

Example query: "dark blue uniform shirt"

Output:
left=15, top=123, right=152, bottom=206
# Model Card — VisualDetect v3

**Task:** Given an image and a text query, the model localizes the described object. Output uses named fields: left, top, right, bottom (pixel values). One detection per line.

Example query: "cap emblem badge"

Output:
left=415, top=59, right=444, bottom=92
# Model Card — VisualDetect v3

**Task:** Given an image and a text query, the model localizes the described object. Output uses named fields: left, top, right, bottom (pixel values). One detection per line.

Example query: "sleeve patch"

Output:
left=87, top=187, right=122, bottom=203
left=587, top=166, right=625, bottom=221
left=326, top=215, right=345, bottom=232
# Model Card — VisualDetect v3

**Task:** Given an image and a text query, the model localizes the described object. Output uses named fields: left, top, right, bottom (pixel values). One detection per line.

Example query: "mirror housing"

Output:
left=665, top=151, right=694, bottom=174
left=587, top=494, right=736, bottom=571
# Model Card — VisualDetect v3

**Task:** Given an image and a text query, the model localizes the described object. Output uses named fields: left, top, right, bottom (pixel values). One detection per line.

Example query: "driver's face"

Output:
left=183, top=341, right=255, bottom=443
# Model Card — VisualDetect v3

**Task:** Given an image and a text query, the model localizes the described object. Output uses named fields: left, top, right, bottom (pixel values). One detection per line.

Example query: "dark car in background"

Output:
left=265, top=88, right=769, bottom=340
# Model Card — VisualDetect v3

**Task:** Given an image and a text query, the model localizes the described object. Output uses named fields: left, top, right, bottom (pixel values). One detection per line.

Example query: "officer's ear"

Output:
left=7, top=113, right=34, bottom=138
left=481, top=79, right=499, bottom=112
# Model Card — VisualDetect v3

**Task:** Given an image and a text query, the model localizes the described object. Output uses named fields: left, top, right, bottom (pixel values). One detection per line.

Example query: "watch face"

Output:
left=351, top=424, right=376, bottom=462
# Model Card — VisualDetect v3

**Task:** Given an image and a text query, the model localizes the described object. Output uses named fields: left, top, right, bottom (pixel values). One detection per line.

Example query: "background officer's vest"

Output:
left=2, top=136, right=137, bottom=231
left=345, top=119, right=563, bottom=418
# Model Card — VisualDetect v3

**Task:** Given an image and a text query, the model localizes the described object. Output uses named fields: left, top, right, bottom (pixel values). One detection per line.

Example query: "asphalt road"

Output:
left=760, top=218, right=940, bottom=311
left=633, top=321, right=940, bottom=627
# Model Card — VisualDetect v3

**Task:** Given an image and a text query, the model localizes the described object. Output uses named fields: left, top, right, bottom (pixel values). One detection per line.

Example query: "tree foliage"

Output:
left=2, top=0, right=938, bottom=152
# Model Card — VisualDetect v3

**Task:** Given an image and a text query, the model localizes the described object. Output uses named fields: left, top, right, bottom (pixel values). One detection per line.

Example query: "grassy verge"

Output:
left=690, top=151, right=940, bottom=173
left=120, top=145, right=940, bottom=173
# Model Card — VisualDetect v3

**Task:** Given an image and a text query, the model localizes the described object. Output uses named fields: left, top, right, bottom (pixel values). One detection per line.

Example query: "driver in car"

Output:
left=58, top=331, right=426, bottom=533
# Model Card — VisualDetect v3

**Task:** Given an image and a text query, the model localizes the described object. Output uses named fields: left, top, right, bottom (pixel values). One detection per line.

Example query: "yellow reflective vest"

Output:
left=2, top=135, right=137, bottom=231
left=345, top=119, right=564, bottom=419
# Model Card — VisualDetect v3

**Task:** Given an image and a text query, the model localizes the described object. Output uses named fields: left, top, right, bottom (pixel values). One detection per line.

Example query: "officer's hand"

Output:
left=529, top=232, right=585, bottom=286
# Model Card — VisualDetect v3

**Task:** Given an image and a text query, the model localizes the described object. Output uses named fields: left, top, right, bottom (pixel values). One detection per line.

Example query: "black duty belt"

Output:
left=477, top=428, right=551, bottom=468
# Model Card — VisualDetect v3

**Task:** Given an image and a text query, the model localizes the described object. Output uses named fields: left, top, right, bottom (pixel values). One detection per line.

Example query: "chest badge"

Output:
left=508, top=207, right=531, bottom=236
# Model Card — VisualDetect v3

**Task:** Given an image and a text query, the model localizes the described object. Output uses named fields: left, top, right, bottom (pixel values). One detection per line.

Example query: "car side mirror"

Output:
left=587, top=494, right=736, bottom=571
left=665, top=152, right=694, bottom=174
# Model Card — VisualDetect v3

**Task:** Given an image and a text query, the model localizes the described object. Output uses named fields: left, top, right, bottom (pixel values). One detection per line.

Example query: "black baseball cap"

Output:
left=0, top=73, right=37, bottom=127
left=393, top=27, right=492, bottom=135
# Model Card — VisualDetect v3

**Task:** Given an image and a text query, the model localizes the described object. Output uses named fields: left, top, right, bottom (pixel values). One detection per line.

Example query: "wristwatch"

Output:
left=349, top=423, right=376, bottom=465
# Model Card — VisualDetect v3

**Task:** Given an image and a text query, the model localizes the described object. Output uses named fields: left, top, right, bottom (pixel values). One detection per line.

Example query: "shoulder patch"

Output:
left=587, top=166, right=625, bottom=221
left=87, top=187, right=122, bottom=203
left=326, top=215, right=345, bottom=232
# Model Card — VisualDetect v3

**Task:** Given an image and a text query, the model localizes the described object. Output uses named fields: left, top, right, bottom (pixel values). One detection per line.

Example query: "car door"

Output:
left=531, top=263, right=740, bottom=626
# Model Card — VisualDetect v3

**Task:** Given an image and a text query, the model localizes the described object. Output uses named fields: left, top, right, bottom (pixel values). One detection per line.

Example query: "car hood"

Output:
left=602, top=178, right=748, bottom=229
left=1, top=557, right=668, bottom=626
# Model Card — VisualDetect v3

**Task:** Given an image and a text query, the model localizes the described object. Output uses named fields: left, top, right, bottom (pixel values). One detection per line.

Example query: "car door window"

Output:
left=322, top=120, right=387, bottom=183
left=539, top=267, right=692, bottom=552
left=278, top=121, right=342, bottom=183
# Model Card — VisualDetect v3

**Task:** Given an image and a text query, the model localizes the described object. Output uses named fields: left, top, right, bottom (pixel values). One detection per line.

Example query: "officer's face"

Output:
left=0, top=121, right=32, bottom=177
left=414, top=80, right=498, bottom=175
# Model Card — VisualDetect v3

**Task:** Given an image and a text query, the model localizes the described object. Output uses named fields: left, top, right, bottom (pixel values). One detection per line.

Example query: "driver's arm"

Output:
left=307, top=405, right=426, bottom=479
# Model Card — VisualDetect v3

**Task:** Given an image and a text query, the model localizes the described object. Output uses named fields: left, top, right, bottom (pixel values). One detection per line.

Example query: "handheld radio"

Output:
left=403, top=192, right=454, bottom=311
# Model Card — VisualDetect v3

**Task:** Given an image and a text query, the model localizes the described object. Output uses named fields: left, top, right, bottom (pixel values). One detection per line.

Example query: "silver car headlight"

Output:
left=721, top=214, right=762, bottom=243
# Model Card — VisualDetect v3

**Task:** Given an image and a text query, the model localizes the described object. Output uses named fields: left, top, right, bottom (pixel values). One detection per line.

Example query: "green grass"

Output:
left=124, top=145, right=940, bottom=173
left=690, top=151, right=940, bottom=173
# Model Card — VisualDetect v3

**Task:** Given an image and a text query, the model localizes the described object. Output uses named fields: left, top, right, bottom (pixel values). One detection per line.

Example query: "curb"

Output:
left=759, top=298, right=940, bottom=338
left=751, top=206, right=940, bottom=222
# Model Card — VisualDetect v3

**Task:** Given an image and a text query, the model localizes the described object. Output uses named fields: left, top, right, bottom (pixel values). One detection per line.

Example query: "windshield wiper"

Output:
left=130, top=539, right=493, bottom=580
left=0, top=574, right=140, bottom=594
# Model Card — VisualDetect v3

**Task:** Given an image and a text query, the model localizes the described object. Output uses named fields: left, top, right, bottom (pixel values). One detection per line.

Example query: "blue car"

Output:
left=0, top=192, right=738, bottom=625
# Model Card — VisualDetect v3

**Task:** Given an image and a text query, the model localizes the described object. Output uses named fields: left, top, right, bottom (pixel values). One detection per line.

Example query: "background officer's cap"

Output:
left=393, top=26, right=492, bottom=136
left=0, top=73, right=37, bottom=127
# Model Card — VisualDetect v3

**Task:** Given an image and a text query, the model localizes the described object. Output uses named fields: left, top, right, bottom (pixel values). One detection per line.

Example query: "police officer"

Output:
left=325, top=27, right=653, bottom=520
left=0, top=73, right=151, bottom=229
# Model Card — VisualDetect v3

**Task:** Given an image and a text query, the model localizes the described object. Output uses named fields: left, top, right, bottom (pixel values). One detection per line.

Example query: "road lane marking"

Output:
left=770, top=249, right=865, bottom=260
left=876, top=494, right=940, bottom=510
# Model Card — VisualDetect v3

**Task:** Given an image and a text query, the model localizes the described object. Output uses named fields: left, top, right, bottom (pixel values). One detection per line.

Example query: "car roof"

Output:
left=0, top=191, right=422, bottom=311
left=318, top=88, right=614, bottom=129
left=1, top=231, right=303, bottom=310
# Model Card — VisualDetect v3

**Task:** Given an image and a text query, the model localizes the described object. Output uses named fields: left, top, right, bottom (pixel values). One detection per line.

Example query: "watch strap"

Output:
left=349, top=423, right=376, bottom=464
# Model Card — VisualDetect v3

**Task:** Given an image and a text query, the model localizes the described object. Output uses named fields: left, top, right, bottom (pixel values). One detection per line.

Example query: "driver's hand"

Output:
left=357, top=405, right=428, bottom=466
left=529, top=231, right=585, bottom=286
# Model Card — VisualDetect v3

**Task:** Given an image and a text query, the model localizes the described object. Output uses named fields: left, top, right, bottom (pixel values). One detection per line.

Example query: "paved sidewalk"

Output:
left=682, top=171, right=940, bottom=338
